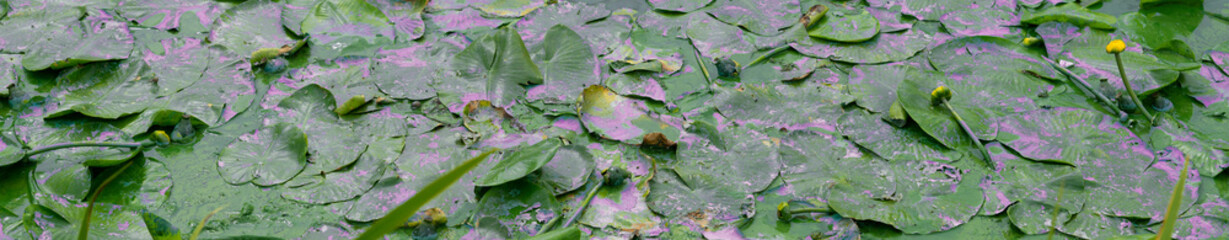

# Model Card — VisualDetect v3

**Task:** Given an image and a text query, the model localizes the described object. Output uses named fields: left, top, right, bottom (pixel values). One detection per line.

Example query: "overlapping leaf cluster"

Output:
left=1, top=0, right=1228, bottom=239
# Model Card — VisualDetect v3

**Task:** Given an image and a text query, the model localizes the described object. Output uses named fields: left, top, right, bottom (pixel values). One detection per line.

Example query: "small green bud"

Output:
left=930, top=86, right=952, bottom=104
left=152, top=130, right=171, bottom=146
left=777, top=202, right=791, bottom=220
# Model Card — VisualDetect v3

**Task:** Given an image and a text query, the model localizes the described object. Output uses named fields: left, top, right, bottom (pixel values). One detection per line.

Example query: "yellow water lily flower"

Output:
left=153, top=130, right=171, bottom=146
left=931, top=86, right=952, bottom=103
left=1021, top=37, right=1039, bottom=46
left=1106, top=39, right=1125, bottom=54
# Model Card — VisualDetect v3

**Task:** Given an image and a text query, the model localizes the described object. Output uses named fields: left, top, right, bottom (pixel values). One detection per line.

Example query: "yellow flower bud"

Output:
left=1106, top=39, right=1126, bottom=54
left=152, top=130, right=171, bottom=146
left=1021, top=37, right=1039, bottom=46
left=931, top=86, right=952, bottom=103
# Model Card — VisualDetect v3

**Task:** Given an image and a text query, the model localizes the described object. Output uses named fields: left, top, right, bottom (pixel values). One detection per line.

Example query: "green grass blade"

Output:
left=79, top=158, right=137, bottom=240
left=1155, top=153, right=1190, bottom=240
left=189, top=205, right=226, bottom=240
left=356, top=148, right=500, bottom=240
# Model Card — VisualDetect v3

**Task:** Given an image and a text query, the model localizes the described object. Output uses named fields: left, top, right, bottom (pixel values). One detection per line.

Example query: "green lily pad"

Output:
left=711, top=82, right=852, bottom=132
left=161, top=46, right=257, bottom=126
left=895, top=69, right=989, bottom=149
left=809, top=10, right=880, bottom=43
left=706, top=0, right=801, bottom=35
left=576, top=180, right=662, bottom=233
left=367, top=0, right=427, bottom=41
left=578, top=85, right=682, bottom=145
left=1021, top=3, right=1118, bottom=30
left=476, top=138, right=562, bottom=187
left=116, top=0, right=224, bottom=31
left=929, top=36, right=1063, bottom=81
left=292, top=58, right=384, bottom=113
left=473, top=180, right=559, bottom=236
left=1081, top=147, right=1199, bottom=220
left=838, top=110, right=958, bottom=162
left=0, top=7, right=135, bottom=71
left=993, top=107, right=1153, bottom=167
left=348, top=127, right=479, bottom=223
left=440, top=27, right=542, bottom=110
left=603, top=73, right=666, bottom=102
left=537, top=145, right=595, bottom=194
left=827, top=159, right=984, bottom=234
left=740, top=191, right=834, bottom=239
left=514, top=2, right=612, bottom=48
left=791, top=29, right=931, bottom=64
left=867, top=0, right=996, bottom=21
left=217, top=123, right=308, bottom=186
left=527, top=25, right=600, bottom=104
left=272, top=85, right=365, bottom=172
left=1120, top=3, right=1204, bottom=50
left=776, top=130, right=867, bottom=202
left=939, top=9, right=1021, bottom=38
left=209, top=0, right=297, bottom=56
left=371, top=35, right=466, bottom=101
left=646, top=167, right=749, bottom=223
left=301, top=0, right=395, bottom=44
left=0, top=131, right=23, bottom=167
left=647, top=0, right=712, bottom=13
left=28, top=200, right=152, bottom=239
left=93, top=158, right=173, bottom=208
left=687, top=14, right=757, bottom=59
left=847, top=64, right=913, bottom=113
left=281, top=149, right=386, bottom=204
left=472, top=0, right=546, bottom=17
left=141, top=37, right=209, bottom=96
left=673, top=127, right=781, bottom=194
left=1151, top=118, right=1228, bottom=177
left=1056, top=212, right=1133, bottom=239
left=46, top=59, right=160, bottom=119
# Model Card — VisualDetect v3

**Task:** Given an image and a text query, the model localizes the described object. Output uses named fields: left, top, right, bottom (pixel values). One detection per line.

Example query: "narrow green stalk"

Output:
left=789, top=208, right=826, bottom=215
left=1114, top=53, right=1155, bottom=125
left=744, top=46, right=790, bottom=69
left=189, top=205, right=227, bottom=240
left=561, top=171, right=603, bottom=229
left=688, top=39, right=712, bottom=83
left=356, top=148, right=500, bottom=240
left=1044, top=57, right=1126, bottom=118
left=79, top=159, right=137, bottom=240
left=25, top=142, right=145, bottom=157
left=1155, top=154, right=1190, bottom=240
left=942, top=100, right=991, bottom=166
left=1047, top=179, right=1066, bottom=240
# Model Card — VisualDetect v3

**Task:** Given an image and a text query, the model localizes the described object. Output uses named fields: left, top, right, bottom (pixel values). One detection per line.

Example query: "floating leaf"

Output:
left=273, top=85, right=365, bottom=171
left=282, top=150, right=386, bottom=204
left=809, top=10, right=880, bottom=43
left=827, top=160, right=984, bottom=234
left=208, top=0, right=297, bottom=56
left=706, top=0, right=802, bottom=35
left=217, top=123, right=308, bottom=186
left=529, top=25, right=600, bottom=104
left=791, top=29, right=931, bottom=64
left=578, top=85, right=681, bottom=145
left=371, top=35, right=466, bottom=101
left=0, top=7, right=135, bottom=71
left=993, top=107, right=1153, bottom=167
left=47, top=59, right=160, bottom=119
left=711, top=82, right=852, bottom=132
left=440, top=27, right=542, bottom=110
left=838, top=110, right=958, bottom=162
left=867, top=0, right=996, bottom=21
left=476, top=138, right=563, bottom=187
left=673, top=127, right=781, bottom=194
left=1021, top=3, right=1118, bottom=30
left=687, top=14, right=757, bottom=59
left=647, top=0, right=712, bottom=13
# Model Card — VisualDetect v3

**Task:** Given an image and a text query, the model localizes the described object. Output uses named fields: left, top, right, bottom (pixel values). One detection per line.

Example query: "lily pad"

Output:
left=827, top=160, right=984, bottom=234
left=673, top=127, right=781, bottom=195
left=208, top=0, right=297, bottom=56
left=116, top=0, right=224, bottom=31
left=791, top=29, right=931, bottom=64
left=646, top=167, right=750, bottom=224
left=536, top=145, right=594, bottom=194
left=281, top=149, right=386, bottom=205
left=371, top=35, right=467, bottom=101
left=809, top=10, right=880, bottom=43
left=838, top=110, right=958, bottom=162
left=647, top=0, right=712, bottom=13
left=1059, top=28, right=1181, bottom=95
left=19, top=120, right=141, bottom=167
left=161, top=46, right=257, bottom=126
left=439, top=27, right=542, bottom=110
left=710, top=82, right=852, bottom=132
left=1081, top=147, right=1199, bottom=220
left=846, top=63, right=912, bottom=113
left=93, top=158, right=173, bottom=208
left=0, top=131, right=25, bottom=167
left=142, top=37, right=209, bottom=96
left=706, top=0, right=802, bottom=36
left=1021, top=3, right=1118, bottom=30
left=1151, top=118, right=1228, bottom=177
left=473, top=180, right=559, bottom=236
left=272, top=85, right=366, bottom=172
left=1120, top=3, right=1204, bottom=50
left=939, top=9, right=1021, bottom=38
left=475, top=138, right=563, bottom=187
left=686, top=14, right=757, bottom=59
left=47, top=59, right=161, bottom=119
left=367, top=0, right=427, bottom=41
left=580, top=87, right=681, bottom=147
left=217, top=123, right=308, bottom=186
left=993, top=107, right=1153, bottom=167
left=0, top=7, right=135, bottom=71
left=867, top=0, right=996, bottom=21
left=528, top=25, right=600, bottom=104
left=300, top=0, right=395, bottom=44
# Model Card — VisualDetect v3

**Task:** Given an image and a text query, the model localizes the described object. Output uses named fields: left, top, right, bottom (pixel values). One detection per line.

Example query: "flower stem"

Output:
left=25, top=142, right=146, bottom=157
left=1114, top=53, right=1154, bottom=125
left=561, top=170, right=604, bottom=229
left=79, top=158, right=137, bottom=240
left=745, top=45, right=790, bottom=69
left=942, top=100, right=991, bottom=167
left=1044, top=57, right=1127, bottom=119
